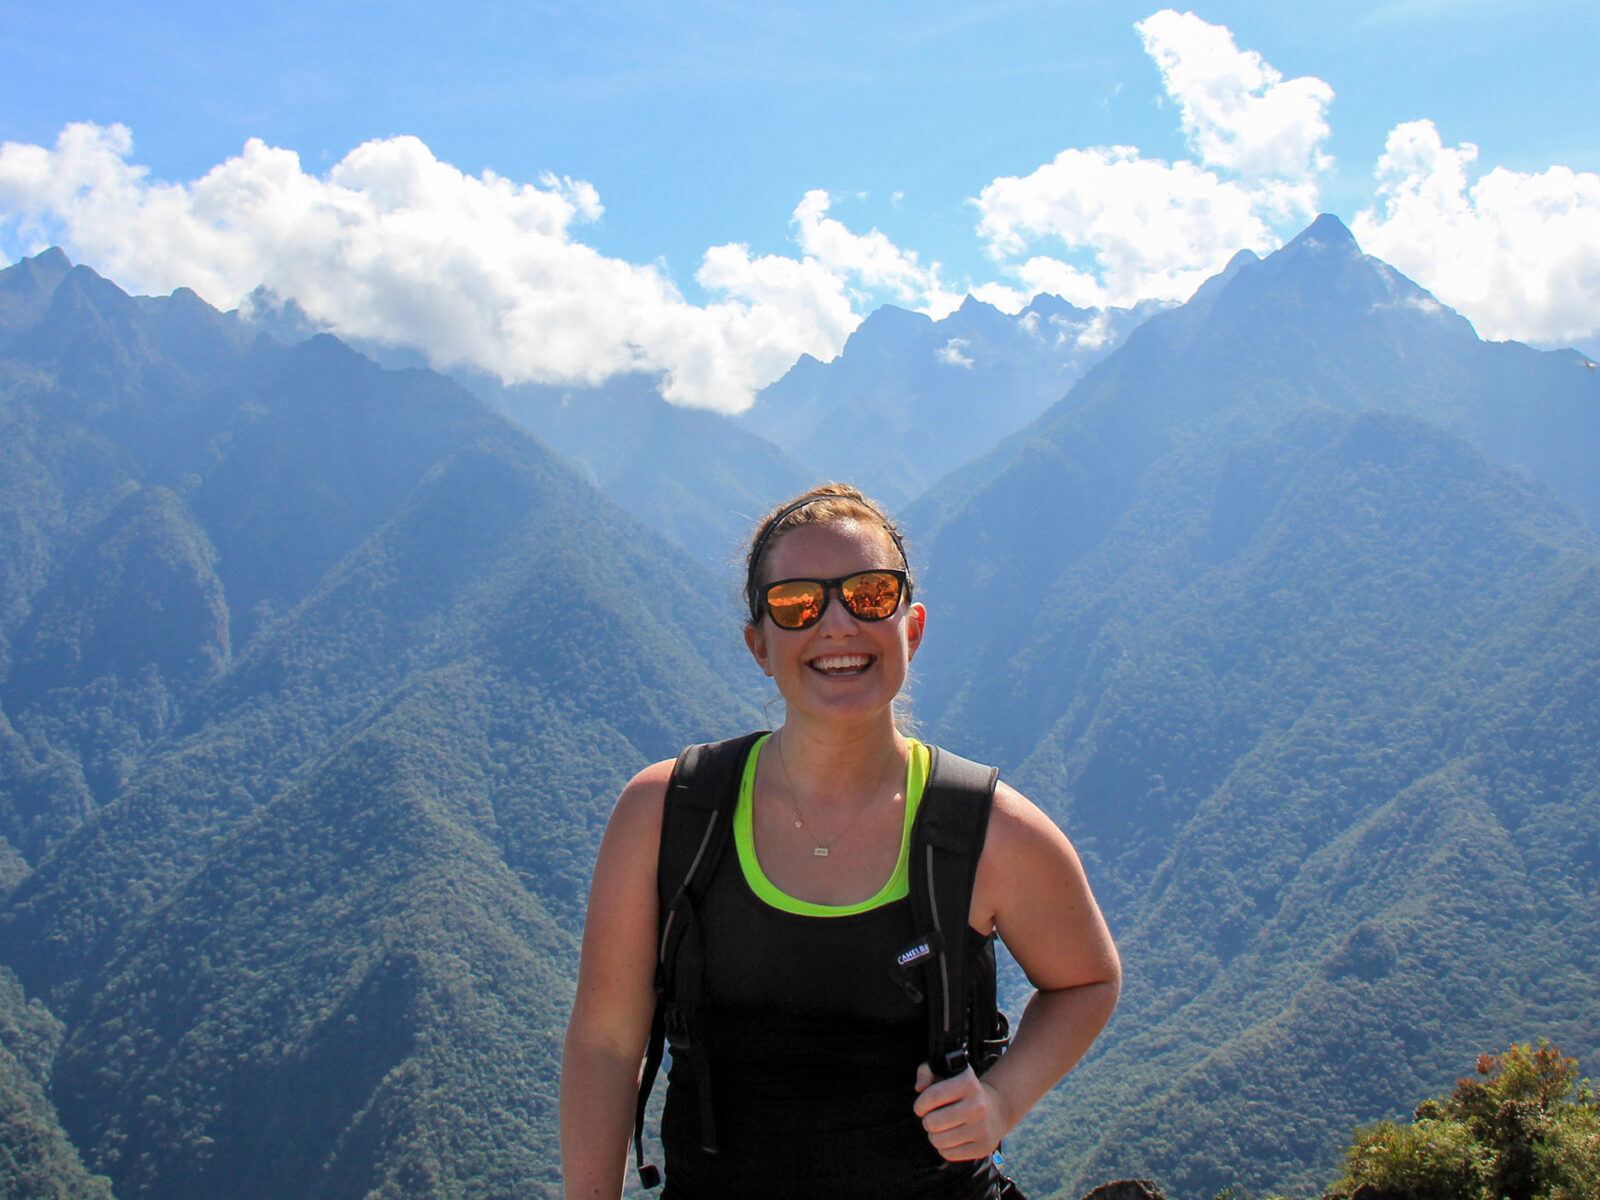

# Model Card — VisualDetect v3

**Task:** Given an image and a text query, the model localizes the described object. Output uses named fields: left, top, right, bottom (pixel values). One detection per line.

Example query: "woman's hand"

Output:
left=913, top=1062, right=1010, bottom=1161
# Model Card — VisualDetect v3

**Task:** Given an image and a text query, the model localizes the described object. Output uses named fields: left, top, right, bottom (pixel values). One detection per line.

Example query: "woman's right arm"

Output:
left=560, top=760, right=674, bottom=1199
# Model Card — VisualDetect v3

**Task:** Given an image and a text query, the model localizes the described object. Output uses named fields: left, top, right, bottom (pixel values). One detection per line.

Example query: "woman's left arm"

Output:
left=914, top=780, right=1121, bottom=1161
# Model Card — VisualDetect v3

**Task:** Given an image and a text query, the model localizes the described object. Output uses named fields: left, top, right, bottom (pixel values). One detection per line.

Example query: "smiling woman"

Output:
left=559, top=482, right=1122, bottom=1199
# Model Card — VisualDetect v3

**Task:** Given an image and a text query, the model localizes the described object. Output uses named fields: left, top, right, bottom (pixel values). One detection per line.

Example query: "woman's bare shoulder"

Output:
left=975, top=778, right=1119, bottom=990
left=602, top=758, right=676, bottom=856
left=983, top=779, right=1077, bottom=860
left=617, top=758, right=676, bottom=813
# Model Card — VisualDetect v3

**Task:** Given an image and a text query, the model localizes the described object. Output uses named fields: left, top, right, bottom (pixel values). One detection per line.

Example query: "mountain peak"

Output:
left=855, top=303, right=932, bottom=336
left=22, top=246, right=74, bottom=273
left=0, top=245, right=73, bottom=285
left=1022, top=293, right=1094, bottom=323
left=835, top=303, right=934, bottom=365
left=1287, top=213, right=1359, bottom=254
left=0, top=247, right=77, bottom=338
left=1190, top=249, right=1262, bottom=303
left=235, top=286, right=328, bottom=345
left=1225, top=212, right=1389, bottom=300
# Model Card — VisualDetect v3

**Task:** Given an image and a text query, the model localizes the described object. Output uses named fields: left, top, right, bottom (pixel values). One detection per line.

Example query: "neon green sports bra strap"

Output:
left=734, top=735, right=928, bottom=916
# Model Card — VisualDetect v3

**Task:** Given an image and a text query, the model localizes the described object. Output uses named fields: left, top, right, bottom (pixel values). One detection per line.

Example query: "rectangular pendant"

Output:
left=813, top=846, right=829, bottom=857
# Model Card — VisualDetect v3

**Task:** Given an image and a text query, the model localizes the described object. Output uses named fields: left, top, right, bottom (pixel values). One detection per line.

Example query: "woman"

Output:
left=560, top=484, right=1120, bottom=1198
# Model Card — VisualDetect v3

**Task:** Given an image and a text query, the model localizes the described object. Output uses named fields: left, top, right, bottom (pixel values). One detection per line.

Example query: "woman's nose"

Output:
left=816, top=586, right=860, bottom=634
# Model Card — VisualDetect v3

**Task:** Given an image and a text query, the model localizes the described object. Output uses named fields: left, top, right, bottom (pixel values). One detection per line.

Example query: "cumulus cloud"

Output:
left=970, top=10, right=1331, bottom=308
left=791, top=190, right=964, bottom=318
left=0, top=123, right=861, bottom=412
left=1135, top=9, right=1333, bottom=180
left=1060, top=311, right=1124, bottom=352
left=935, top=337, right=974, bottom=368
left=974, top=146, right=1293, bottom=306
left=1352, top=120, right=1600, bottom=344
left=969, top=281, right=1031, bottom=314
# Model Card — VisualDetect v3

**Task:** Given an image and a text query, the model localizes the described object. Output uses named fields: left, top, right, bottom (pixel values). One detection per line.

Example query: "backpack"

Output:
left=631, top=732, right=1011, bottom=1189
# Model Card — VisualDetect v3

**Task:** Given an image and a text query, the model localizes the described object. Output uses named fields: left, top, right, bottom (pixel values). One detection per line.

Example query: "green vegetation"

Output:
left=1336, top=1042, right=1600, bottom=1200
left=0, top=968, right=113, bottom=1199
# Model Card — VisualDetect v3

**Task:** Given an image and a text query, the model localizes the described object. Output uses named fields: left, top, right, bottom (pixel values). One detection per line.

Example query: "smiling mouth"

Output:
left=807, top=653, right=875, bottom=676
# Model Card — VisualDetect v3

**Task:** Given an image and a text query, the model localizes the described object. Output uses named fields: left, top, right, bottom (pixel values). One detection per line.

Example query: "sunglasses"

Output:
left=757, top=569, right=909, bottom=630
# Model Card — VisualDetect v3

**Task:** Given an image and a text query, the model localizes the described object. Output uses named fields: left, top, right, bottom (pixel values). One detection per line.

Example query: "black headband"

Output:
left=749, top=495, right=826, bottom=577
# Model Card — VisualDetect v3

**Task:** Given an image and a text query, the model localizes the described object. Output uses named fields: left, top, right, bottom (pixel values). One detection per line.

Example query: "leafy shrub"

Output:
left=1340, top=1117, right=1489, bottom=1199
left=1335, top=1041, right=1599, bottom=1200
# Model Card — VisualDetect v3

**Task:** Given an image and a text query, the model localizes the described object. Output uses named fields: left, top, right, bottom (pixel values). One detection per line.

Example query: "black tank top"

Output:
left=660, top=776, right=1005, bottom=1199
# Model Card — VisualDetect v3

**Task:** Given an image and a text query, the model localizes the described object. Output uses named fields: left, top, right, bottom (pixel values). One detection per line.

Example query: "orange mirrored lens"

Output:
left=765, top=580, right=827, bottom=629
left=840, top=571, right=902, bottom=619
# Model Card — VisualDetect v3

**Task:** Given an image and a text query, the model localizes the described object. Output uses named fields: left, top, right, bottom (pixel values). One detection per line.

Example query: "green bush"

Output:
left=1335, top=1041, right=1599, bottom=1200
left=1340, top=1117, right=1489, bottom=1199
left=1537, top=1101, right=1600, bottom=1200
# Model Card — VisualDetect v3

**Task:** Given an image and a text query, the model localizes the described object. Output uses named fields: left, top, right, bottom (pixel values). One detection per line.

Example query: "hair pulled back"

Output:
left=743, top=483, right=913, bottom=626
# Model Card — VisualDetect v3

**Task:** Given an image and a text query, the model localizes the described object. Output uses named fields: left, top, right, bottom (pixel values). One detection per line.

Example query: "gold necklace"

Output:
left=773, top=733, right=904, bottom=858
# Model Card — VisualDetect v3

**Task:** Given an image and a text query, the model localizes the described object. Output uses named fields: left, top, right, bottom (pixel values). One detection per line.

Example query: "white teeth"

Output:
left=809, top=654, right=872, bottom=672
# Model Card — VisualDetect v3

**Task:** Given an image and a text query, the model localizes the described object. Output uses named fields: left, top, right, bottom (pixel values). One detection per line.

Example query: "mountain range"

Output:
left=239, top=284, right=1159, bottom=572
left=1, top=215, right=1597, bottom=1199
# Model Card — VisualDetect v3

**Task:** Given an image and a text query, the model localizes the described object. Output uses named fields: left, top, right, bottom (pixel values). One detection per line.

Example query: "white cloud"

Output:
left=970, top=11, right=1330, bottom=309
left=1017, top=306, right=1134, bottom=352
left=791, top=189, right=964, bottom=318
left=969, top=281, right=1030, bottom=314
left=1063, top=311, right=1121, bottom=352
left=935, top=337, right=974, bottom=368
left=1135, top=9, right=1333, bottom=180
left=0, top=123, right=861, bottom=412
left=974, top=146, right=1292, bottom=306
left=1352, top=120, right=1600, bottom=344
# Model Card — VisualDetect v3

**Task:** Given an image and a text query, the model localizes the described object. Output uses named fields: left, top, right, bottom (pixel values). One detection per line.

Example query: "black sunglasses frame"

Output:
left=757, top=569, right=911, bottom=630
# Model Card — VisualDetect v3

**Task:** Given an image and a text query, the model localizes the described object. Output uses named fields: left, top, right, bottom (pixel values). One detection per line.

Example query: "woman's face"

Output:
left=743, top=518, right=925, bottom=728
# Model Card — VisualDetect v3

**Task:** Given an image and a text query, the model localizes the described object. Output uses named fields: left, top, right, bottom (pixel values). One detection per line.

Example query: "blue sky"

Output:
left=3, top=1, right=1597, bottom=408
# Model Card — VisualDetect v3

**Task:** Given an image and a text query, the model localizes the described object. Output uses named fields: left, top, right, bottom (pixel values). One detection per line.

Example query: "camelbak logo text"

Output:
left=897, top=941, right=931, bottom=966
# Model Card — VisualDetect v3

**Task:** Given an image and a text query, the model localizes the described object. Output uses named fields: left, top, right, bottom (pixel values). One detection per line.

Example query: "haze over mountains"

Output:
left=1, top=215, right=1597, bottom=1199
left=739, top=293, right=1162, bottom=510
left=241, top=282, right=1160, bottom=573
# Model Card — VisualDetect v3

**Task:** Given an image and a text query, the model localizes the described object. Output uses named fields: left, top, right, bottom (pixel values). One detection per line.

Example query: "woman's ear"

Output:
left=905, top=602, right=926, bottom=660
left=744, top=622, right=774, bottom=677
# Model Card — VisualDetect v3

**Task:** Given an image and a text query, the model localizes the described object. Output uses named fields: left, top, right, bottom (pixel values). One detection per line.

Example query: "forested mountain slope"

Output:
left=903, top=218, right=1600, bottom=1197
left=0, top=252, right=763, bottom=1198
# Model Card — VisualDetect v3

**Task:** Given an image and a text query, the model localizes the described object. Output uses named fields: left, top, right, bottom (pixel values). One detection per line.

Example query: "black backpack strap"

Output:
left=632, top=731, right=767, bottom=1189
left=906, top=745, right=1000, bottom=1080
